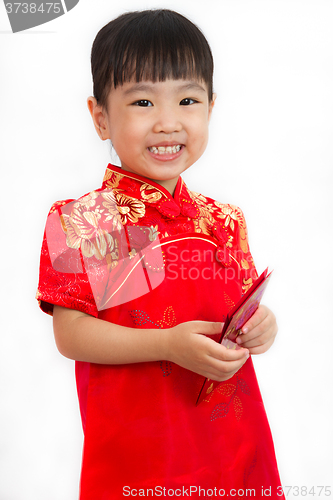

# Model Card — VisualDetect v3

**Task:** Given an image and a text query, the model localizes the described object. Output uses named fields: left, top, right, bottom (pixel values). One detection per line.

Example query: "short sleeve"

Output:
left=36, top=200, right=98, bottom=317
left=231, top=205, right=258, bottom=294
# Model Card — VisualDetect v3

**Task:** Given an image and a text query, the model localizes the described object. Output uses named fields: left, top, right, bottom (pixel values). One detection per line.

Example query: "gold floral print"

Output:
left=193, top=216, right=213, bottom=236
left=241, top=259, right=250, bottom=270
left=231, top=205, right=249, bottom=253
left=100, top=192, right=123, bottom=231
left=74, top=191, right=99, bottom=210
left=242, top=277, right=253, bottom=294
left=215, top=203, right=238, bottom=232
left=148, top=226, right=159, bottom=242
left=102, top=192, right=145, bottom=225
left=187, top=191, right=217, bottom=236
left=115, top=194, right=145, bottom=224
left=103, top=170, right=122, bottom=189
left=140, top=184, right=163, bottom=203
left=61, top=207, right=115, bottom=261
left=49, top=200, right=68, bottom=214
left=189, top=191, right=218, bottom=214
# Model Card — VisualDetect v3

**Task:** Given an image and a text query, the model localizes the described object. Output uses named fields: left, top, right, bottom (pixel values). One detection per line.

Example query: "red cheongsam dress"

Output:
left=37, top=164, right=284, bottom=500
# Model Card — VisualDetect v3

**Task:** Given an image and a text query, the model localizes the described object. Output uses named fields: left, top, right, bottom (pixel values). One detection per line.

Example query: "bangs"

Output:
left=91, top=10, right=213, bottom=108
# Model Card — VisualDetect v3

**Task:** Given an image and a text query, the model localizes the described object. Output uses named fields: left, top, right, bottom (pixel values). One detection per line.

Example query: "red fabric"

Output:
left=37, top=164, right=284, bottom=499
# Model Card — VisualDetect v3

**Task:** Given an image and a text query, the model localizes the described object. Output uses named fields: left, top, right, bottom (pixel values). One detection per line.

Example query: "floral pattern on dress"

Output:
left=102, top=191, right=145, bottom=225
left=130, top=306, right=176, bottom=377
left=37, top=164, right=257, bottom=314
left=61, top=207, right=115, bottom=261
left=140, top=183, right=163, bottom=203
left=203, top=370, right=251, bottom=422
left=215, top=202, right=239, bottom=231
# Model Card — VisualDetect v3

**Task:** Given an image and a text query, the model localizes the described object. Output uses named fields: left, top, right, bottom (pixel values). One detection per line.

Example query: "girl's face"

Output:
left=88, top=78, right=215, bottom=195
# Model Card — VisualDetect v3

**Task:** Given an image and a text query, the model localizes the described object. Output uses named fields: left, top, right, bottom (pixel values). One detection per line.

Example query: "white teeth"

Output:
left=149, top=145, right=182, bottom=154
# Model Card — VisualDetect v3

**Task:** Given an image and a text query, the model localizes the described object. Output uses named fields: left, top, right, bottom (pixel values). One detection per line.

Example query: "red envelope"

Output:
left=196, top=268, right=273, bottom=405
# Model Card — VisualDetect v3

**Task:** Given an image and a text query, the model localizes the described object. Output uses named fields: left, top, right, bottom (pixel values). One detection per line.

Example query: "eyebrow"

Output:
left=123, top=81, right=207, bottom=95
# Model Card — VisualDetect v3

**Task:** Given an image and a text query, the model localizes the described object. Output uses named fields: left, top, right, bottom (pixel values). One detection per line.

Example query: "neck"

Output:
left=119, top=164, right=179, bottom=197
left=150, top=177, right=179, bottom=197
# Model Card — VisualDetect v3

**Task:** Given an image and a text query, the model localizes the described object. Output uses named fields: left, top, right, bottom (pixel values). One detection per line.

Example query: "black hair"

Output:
left=91, top=9, right=214, bottom=109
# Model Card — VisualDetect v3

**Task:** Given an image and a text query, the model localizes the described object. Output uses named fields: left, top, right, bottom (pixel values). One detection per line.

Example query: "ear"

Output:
left=208, top=93, right=217, bottom=121
left=87, top=96, right=110, bottom=141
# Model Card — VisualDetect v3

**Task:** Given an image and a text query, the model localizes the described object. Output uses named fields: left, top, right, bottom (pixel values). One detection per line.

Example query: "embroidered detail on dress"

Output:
left=130, top=306, right=176, bottom=376
left=207, top=374, right=251, bottom=422
left=223, top=291, right=235, bottom=309
left=159, top=361, right=172, bottom=377
left=130, top=306, right=176, bottom=329
left=156, top=305, right=176, bottom=329
left=129, top=310, right=160, bottom=328
left=143, top=249, right=166, bottom=272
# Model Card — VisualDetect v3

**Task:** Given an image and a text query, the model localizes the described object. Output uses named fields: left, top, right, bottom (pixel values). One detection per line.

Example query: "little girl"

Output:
left=37, top=9, right=283, bottom=499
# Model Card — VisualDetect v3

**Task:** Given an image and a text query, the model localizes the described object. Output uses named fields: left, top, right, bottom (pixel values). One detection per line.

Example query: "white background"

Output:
left=1, top=0, right=332, bottom=498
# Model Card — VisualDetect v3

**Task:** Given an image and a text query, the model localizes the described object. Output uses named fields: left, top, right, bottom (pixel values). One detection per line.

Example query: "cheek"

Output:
left=189, top=121, right=209, bottom=148
left=110, top=120, right=136, bottom=154
left=118, top=118, right=145, bottom=146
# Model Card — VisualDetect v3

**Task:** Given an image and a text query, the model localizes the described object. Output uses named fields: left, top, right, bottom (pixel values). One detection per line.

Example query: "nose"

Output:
left=152, top=105, right=182, bottom=134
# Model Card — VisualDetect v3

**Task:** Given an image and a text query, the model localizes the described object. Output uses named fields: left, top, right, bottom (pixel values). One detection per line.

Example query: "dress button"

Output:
left=212, top=223, right=230, bottom=245
left=156, top=199, right=181, bottom=218
left=180, top=199, right=200, bottom=218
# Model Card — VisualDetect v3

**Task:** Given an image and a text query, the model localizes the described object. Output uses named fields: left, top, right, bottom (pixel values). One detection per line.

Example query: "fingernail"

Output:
left=245, top=350, right=250, bottom=358
left=236, top=337, right=242, bottom=344
left=242, top=327, right=248, bottom=334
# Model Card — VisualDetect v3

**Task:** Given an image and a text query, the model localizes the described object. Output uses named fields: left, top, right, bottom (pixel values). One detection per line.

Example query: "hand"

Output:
left=236, top=305, right=278, bottom=354
left=165, top=321, right=250, bottom=382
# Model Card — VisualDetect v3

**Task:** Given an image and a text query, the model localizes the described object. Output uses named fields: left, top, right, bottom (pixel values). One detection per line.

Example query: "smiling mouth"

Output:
left=148, top=145, right=182, bottom=155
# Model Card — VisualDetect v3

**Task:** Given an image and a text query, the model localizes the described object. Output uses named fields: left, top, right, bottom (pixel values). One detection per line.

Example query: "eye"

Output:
left=180, top=98, right=198, bottom=106
left=133, top=100, right=153, bottom=107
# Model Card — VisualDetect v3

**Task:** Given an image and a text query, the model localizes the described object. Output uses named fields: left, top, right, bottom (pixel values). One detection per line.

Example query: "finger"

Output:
left=206, top=354, right=249, bottom=381
left=248, top=336, right=275, bottom=355
left=241, top=305, right=270, bottom=334
left=209, top=342, right=249, bottom=362
left=237, top=313, right=275, bottom=345
left=240, top=324, right=277, bottom=349
left=237, top=318, right=278, bottom=349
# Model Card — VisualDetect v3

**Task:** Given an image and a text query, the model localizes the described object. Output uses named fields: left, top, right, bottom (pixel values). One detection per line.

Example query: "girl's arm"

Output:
left=53, top=305, right=250, bottom=382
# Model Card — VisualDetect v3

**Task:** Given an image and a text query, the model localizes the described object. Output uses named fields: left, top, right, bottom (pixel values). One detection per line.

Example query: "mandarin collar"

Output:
left=102, top=164, right=200, bottom=220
